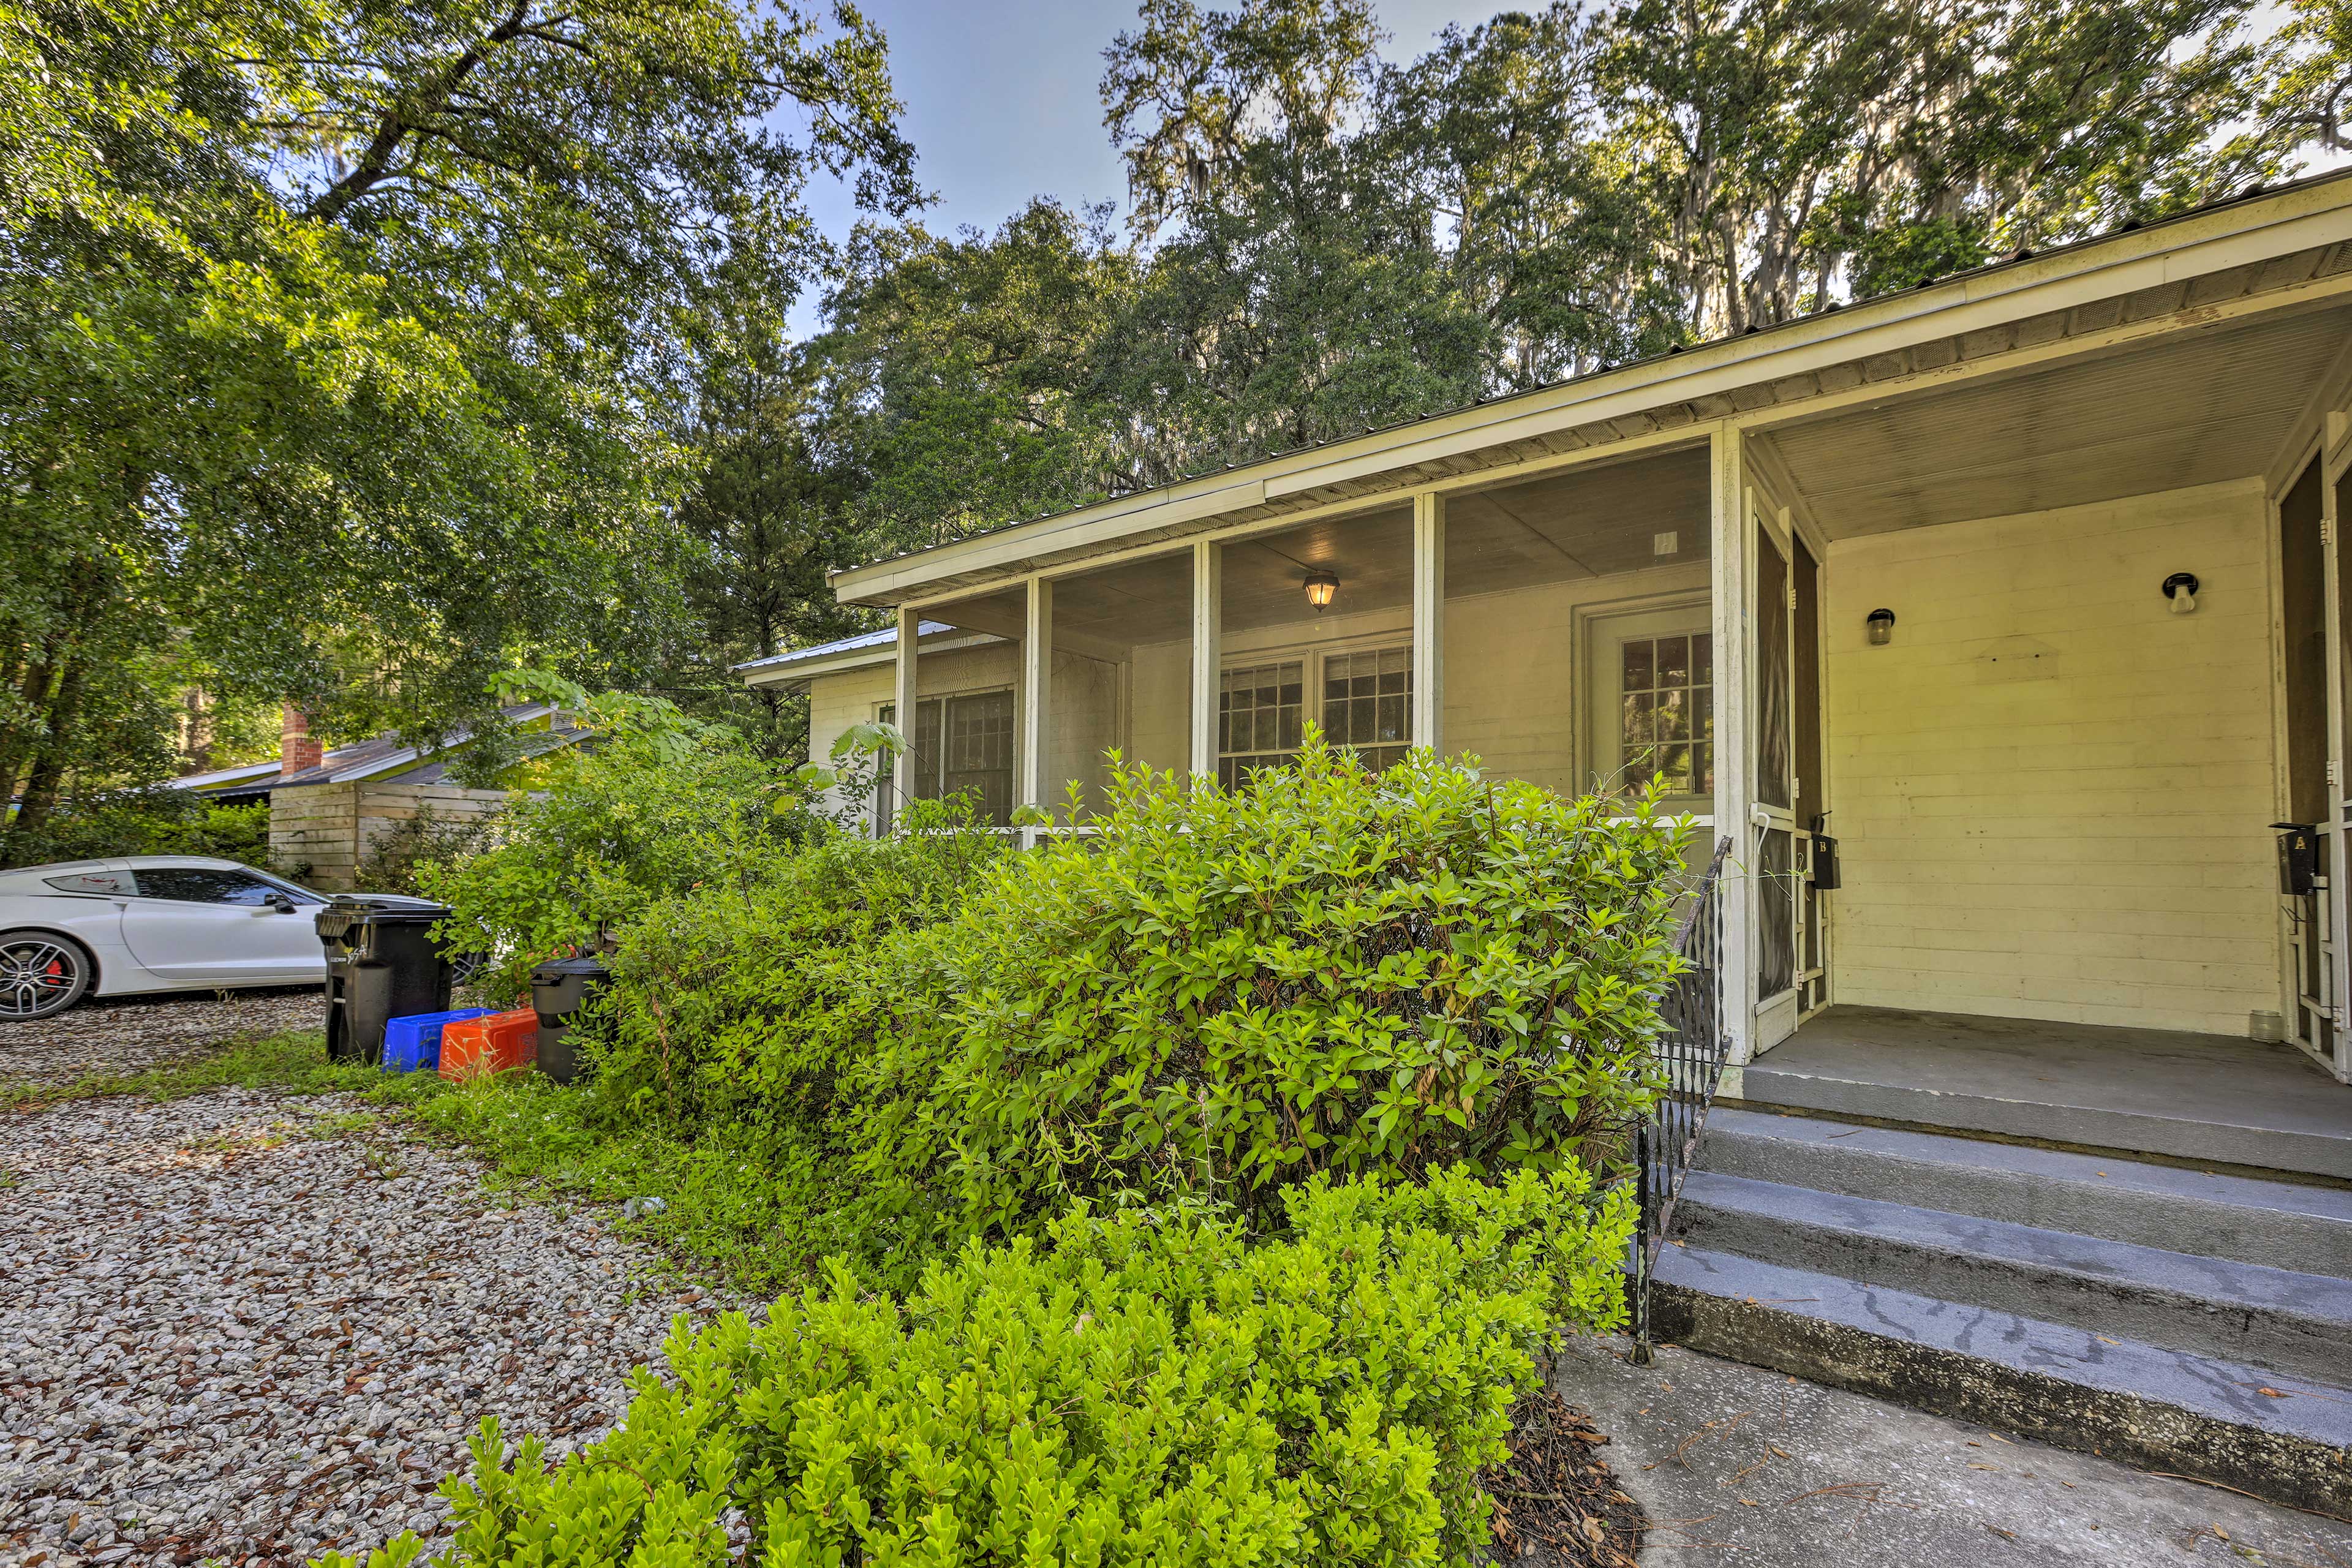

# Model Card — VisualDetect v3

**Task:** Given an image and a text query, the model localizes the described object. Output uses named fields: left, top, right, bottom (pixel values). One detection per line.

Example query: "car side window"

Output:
left=133, top=868, right=279, bottom=906
left=43, top=870, right=134, bottom=895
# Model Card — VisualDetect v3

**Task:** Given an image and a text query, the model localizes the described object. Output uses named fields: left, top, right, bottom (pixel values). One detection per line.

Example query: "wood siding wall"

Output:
left=1823, top=478, right=2278, bottom=1035
left=270, top=782, right=511, bottom=891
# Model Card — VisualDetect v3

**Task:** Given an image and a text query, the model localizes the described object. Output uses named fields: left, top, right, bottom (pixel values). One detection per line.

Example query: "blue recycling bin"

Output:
left=381, top=1008, right=497, bottom=1074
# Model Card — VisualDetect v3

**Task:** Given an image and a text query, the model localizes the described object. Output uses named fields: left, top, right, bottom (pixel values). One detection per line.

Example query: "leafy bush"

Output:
left=322, top=1166, right=1634, bottom=1568
left=861, top=736, right=1696, bottom=1240
left=356, top=803, right=504, bottom=897
left=589, top=799, right=1003, bottom=1141
left=1, top=785, right=282, bottom=873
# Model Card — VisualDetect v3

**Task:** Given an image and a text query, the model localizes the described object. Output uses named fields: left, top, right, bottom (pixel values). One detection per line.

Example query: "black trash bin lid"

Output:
left=530, top=956, right=612, bottom=981
left=325, top=894, right=453, bottom=925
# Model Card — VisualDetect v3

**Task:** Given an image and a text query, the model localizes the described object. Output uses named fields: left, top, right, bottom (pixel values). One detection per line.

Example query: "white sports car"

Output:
left=0, top=855, right=337, bottom=1020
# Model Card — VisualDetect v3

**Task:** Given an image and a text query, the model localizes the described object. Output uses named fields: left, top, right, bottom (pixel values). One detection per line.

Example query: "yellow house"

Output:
left=745, top=170, right=2352, bottom=1506
left=747, top=169, right=2352, bottom=1093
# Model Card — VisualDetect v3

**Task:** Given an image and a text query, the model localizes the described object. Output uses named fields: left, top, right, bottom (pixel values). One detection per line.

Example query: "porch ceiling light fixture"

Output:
left=1865, top=607, right=1896, bottom=646
left=1305, top=570, right=1340, bottom=613
left=2163, top=572, right=2199, bottom=614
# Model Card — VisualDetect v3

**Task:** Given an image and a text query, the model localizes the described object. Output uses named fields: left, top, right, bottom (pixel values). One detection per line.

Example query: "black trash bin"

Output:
left=317, top=896, right=458, bottom=1065
left=529, top=956, right=610, bottom=1085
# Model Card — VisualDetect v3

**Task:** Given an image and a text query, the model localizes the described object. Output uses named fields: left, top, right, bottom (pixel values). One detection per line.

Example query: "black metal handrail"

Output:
left=1630, top=834, right=1733, bottom=1365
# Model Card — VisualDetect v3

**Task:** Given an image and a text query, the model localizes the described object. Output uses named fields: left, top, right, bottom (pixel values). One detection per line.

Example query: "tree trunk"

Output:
left=0, top=644, right=64, bottom=831
left=2, top=649, right=89, bottom=865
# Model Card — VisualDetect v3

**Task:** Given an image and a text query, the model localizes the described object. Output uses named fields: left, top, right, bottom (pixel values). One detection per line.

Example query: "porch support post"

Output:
left=1412, top=491, right=1446, bottom=753
left=1711, top=426, right=1758, bottom=1068
left=1022, top=575, right=1053, bottom=836
left=1189, top=539, right=1221, bottom=782
left=892, top=605, right=919, bottom=822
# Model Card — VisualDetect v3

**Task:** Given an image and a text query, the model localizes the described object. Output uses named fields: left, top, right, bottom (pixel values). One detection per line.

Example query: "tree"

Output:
left=814, top=199, right=1142, bottom=541
left=0, top=0, right=915, bottom=861
left=2266, top=0, right=2352, bottom=156
left=668, top=369, right=870, bottom=758
left=1595, top=0, right=2304, bottom=334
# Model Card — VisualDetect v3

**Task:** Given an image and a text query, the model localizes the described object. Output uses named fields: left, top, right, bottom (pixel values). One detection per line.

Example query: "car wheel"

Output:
left=0, top=930, right=93, bottom=1021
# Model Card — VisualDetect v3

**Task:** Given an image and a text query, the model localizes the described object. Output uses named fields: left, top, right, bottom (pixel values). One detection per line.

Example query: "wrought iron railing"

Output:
left=1630, top=835, right=1733, bottom=1365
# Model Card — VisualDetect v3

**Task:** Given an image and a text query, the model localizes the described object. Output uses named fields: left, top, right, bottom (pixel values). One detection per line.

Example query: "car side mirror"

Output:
left=267, top=894, right=298, bottom=914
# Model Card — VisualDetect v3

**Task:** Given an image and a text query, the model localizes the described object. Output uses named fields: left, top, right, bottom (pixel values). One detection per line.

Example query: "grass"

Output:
left=0, top=1028, right=418, bottom=1112
left=6, top=1025, right=852, bottom=1298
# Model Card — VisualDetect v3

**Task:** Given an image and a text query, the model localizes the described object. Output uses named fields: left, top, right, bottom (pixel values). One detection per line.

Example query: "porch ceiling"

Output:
left=999, top=443, right=1714, bottom=652
left=1757, top=301, right=2352, bottom=538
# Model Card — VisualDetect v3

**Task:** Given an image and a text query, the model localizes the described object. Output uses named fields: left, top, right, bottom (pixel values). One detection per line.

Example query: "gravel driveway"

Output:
left=0, top=990, right=326, bottom=1088
left=0, top=1088, right=728, bottom=1567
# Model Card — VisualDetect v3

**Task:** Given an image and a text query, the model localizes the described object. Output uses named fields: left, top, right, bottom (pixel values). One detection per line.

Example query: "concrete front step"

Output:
left=1735, top=1054, right=2352, bottom=1179
left=1648, top=1244, right=2352, bottom=1515
left=1673, top=1167, right=2352, bottom=1385
left=1700, top=1106, right=2352, bottom=1275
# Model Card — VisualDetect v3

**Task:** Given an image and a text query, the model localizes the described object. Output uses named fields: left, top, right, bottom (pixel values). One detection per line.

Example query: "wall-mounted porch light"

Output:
left=2163, top=572, right=2199, bottom=615
left=1865, top=607, right=1896, bottom=646
left=1305, top=570, right=1340, bottom=613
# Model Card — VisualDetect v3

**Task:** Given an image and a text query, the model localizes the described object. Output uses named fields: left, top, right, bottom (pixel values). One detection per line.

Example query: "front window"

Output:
left=1218, top=645, right=1415, bottom=790
left=878, top=689, right=1016, bottom=829
left=1322, top=646, right=1411, bottom=775
left=1218, top=660, right=1304, bottom=790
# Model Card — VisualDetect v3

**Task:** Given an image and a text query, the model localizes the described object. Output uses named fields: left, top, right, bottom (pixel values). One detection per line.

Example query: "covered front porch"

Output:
left=760, top=175, right=2352, bottom=1097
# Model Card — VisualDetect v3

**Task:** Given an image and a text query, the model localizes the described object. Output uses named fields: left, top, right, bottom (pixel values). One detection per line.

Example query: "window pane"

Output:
left=943, top=690, right=1014, bottom=825
left=1321, top=646, right=1411, bottom=759
left=135, top=868, right=273, bottom=905
left=1657, top=635, right=1689, bottom=686
left=45, top=870, right=134, bottom=895
left=1622, top=691, right=1654, bottom=746
left=1219, top=661, right=1305, bottom=786
left=1656, top=688, right=1687, bottom=741
left=1623, top=640, right=1653, bottom=692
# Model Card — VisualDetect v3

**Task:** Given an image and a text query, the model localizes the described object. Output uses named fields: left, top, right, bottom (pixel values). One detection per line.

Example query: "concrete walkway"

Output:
left=1555, top=1336, right=2352, bottom=1566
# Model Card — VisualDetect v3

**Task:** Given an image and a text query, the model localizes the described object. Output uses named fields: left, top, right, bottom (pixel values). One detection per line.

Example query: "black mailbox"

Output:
left=1809, top=816, right=1841, bottom=891
left=2274, top=823, right=2319, bottom=897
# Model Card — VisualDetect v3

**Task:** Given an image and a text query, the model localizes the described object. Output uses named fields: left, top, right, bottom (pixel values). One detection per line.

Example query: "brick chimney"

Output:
left=281, top=706, right=325, bottom=777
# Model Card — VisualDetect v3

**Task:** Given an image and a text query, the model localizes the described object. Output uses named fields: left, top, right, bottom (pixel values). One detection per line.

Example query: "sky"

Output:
left=785, top=0, right=1499, bottom=334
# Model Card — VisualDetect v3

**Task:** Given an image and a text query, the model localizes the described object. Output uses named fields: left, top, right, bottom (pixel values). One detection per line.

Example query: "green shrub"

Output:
left=356, top=803, right=504, bottom=897
left=860, top=736, right=1696, bottom=1240
left=322, top=1166, right=1634, bottom=1568
left=588, top=801, right=1003, bottom=1141
left=4, top=785, right=282, bottom=872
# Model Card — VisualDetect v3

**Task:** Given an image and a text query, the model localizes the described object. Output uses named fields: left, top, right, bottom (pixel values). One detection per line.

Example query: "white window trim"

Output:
left=876, top=683, right=1018, bottom=831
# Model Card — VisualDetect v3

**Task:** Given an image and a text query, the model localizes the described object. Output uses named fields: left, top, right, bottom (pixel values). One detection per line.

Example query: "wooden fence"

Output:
left=270, top=782, right=513, bottom=891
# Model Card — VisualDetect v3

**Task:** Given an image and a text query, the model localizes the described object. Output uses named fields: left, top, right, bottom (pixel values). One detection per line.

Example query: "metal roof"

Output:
left=177, top=703, right=579, bottom=799
left=729, top=621, right=955, bottom=674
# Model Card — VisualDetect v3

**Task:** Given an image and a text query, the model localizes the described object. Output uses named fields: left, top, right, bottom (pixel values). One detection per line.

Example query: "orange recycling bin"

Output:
left=437, top=1007, right=539, bottom=1082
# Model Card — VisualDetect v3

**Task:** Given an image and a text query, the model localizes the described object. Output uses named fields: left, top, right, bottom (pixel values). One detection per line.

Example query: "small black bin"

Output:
left=317, top=897, right=457, bottom=1065
left=529, top=956, right=611, bottom=1085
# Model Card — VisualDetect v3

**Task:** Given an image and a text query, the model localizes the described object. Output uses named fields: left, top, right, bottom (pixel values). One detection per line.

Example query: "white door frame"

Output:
left=1749, top=499, right=1804, bottom=1053
left=2321, top=422, right=2352, bottom=1082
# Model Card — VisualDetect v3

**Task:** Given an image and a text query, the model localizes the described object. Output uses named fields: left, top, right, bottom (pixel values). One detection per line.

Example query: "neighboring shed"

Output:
left=268, top=780, right=513, bottom=891
left=172, top=703, right=587, bottom=889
